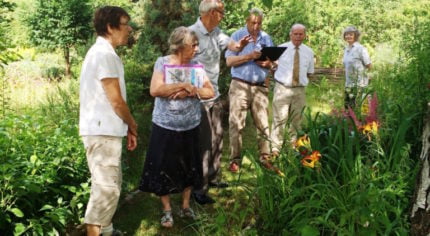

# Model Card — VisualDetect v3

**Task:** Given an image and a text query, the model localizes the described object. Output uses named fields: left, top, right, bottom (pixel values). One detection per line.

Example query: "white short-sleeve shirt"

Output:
left=274, top=42, right=314, bottom=87
left=343, top=42, right=371, bottom=88
left=79, top=36, right=127, bottom=137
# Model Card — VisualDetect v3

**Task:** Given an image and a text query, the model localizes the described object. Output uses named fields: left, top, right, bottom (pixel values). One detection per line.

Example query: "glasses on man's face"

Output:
left=214, top=9, right=225, bottom=16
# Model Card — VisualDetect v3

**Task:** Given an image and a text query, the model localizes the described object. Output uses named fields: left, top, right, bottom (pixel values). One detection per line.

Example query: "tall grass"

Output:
left=248, top=106, right=415, bottom=235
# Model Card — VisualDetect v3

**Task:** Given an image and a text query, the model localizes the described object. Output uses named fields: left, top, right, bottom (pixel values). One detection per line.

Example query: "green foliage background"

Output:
left=1, top=0, right=430, bottom=234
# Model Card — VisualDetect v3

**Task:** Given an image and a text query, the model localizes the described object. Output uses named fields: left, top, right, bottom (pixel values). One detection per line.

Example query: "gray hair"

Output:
left=343, top=26, right=361, bottom=40
left=168, top=26, right=198, bottom=54
left=290, top=23, right=306, bottom=34
left=199, top=0, right=222, bottom=15
left=248, top=7, right=264, bottom=18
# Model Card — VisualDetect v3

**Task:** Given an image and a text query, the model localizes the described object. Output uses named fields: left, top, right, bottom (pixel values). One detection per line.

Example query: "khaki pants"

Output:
left=82, top=135, right=122, bottom=226
left=194, top=100, right=224, bottom=194
left=228, top=79, right=270, bottom=164
left=270, top=84, right=306, bottom=153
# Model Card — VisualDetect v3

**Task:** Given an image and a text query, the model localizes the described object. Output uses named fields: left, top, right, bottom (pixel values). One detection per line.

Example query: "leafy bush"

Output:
left=0, top=114, right=88, bottom=235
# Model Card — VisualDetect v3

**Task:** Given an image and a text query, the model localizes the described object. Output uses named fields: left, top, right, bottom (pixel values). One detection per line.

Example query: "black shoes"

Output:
left=209, top=181, right=229, bottom=188
left=192, top=193, right=215, bottom=205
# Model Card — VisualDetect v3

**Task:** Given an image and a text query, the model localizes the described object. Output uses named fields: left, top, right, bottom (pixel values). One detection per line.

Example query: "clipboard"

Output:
left=255, top=47, right=287, bottom=61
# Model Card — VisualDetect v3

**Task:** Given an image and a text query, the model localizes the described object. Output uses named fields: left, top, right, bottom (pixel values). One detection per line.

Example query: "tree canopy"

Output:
left=26, top=0, right=93, bottom=76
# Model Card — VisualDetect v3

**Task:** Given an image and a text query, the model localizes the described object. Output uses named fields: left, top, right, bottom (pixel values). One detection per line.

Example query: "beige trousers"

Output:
left=228, top=79, right=270, bottom=164
left=270, top=84, right=306, bottom=153
left=82, top=135, right=122, bottom=226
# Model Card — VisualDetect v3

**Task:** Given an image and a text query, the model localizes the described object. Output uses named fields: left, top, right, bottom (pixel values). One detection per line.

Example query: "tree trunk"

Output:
left=64, top=47, right=71, bottom=77
left=410, top=102, right=430, bottom=235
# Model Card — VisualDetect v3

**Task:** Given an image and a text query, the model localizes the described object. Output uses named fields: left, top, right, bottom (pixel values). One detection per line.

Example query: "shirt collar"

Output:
left=347, top=41, right=359, bottom=49
left=245, top=26, right=262, bottom=41
left=96, top=36, right=115, bottom=53
left=289, top=41, right=302, bottom=49
left=196, top=17, right=220, bottom=36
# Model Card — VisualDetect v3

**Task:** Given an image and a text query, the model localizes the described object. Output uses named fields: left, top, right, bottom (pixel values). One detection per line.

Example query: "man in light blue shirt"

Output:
left=225, top=8, right=276, bottom=172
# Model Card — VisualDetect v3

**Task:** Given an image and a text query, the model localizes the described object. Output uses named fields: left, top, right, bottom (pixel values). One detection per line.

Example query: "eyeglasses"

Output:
left=119, top=22, right=132, bottom=27
left=214, top=9, right=225, bottom=16
left=188, top=43, right=199, bottom=48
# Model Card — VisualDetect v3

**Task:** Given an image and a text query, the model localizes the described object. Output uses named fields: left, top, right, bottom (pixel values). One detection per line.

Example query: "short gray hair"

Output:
left=248, top=7, right=264, bottom=18
left=199, top=0, right=222, bottom=15
left=343, top=26, right=360, bottom=40
left=290, top=23, right=306, bottom=34
left=168, top=26, right=198, bottom=54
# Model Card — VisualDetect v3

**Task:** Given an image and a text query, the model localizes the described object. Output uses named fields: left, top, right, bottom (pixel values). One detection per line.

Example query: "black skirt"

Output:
left=139, top=123, right=203, bottom=196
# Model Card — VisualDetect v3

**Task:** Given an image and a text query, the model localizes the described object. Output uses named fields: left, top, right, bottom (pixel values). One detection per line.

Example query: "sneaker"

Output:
left=192, top=192, right=215, bottom=205
left=100, top=224, right=122, bottom=236
left=229, top=162, right=240, bottom=173
left=209, top=181, right=229, bottom=188
left=179, top=207, right=197, bottom=220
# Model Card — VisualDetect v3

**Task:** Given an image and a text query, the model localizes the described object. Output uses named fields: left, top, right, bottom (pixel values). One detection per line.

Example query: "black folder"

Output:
left=255, top=47, right=287, bottom=61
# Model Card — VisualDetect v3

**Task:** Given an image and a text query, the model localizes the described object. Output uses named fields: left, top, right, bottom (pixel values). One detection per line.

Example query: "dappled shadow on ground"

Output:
left=112, top=155, right=260, bottom=235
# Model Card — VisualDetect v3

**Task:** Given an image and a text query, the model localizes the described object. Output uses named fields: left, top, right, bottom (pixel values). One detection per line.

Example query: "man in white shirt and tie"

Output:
left=270, top=23, right=314, bottom=157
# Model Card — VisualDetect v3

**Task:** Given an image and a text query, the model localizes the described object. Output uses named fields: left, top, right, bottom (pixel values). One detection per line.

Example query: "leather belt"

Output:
left=232, top=77, right=266, bottom=87
left=275, top=79, right=304, bottom=88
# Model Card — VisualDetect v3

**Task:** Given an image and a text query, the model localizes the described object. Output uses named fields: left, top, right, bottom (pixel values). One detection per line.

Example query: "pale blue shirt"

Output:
left=343, top=42, right=371, bottom=88
left=152, top=56, right=202, bottom=131
left=225, top=27, right=274, bottom=84
left=189, top=18, right=231, bottom=101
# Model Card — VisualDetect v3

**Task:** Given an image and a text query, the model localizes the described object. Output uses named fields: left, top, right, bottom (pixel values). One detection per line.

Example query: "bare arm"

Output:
left=101, top=78, right=137, bottom=137
left=150, top=70, right=194, bottom=97
left=226, top=50, right=262, bottom=67
left=196, top=76, right=215, bottom=99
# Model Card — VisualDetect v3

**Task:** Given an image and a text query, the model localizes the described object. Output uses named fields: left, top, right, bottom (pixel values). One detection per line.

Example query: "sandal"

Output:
left=179, top=207, right=196, bottom=220
left=161, top=210, right=173, bottom=228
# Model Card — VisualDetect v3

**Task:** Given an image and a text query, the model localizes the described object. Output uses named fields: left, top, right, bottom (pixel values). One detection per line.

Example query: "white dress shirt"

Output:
left=274, top=41, right=314, bottom=87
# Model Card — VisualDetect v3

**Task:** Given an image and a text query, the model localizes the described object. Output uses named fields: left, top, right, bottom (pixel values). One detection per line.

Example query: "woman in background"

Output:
left=343, top=26, right=372, bottom=108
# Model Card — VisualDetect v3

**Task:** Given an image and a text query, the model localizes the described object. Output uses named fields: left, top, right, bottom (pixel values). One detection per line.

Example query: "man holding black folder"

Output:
left=225, top=8, right=276, bottom=172
left=270, top=23, right=315, bottom=157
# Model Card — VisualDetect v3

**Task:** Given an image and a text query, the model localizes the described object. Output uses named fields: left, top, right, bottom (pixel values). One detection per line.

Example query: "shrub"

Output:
left=0, top=114, right=89, bottom=235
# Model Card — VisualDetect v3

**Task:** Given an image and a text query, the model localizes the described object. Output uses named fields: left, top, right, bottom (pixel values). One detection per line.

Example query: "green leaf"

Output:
left=14, top=223, right=26, bottom=235
left=30, top=154, right=37, bottom=164
left=40, top=204, right=54, bottom=211
left=300, top=225, right=319, bottom=236
left=9, top=208, right=24, bottom=217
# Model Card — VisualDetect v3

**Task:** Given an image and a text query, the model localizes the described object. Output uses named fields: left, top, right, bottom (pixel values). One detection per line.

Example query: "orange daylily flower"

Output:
left=295, top=134, right=311, bottom=156
left=360, top=121, right=379, bottom=140
left=295, top=134, right=310, bottom=149
left=301, top=150, right=322, bottom=168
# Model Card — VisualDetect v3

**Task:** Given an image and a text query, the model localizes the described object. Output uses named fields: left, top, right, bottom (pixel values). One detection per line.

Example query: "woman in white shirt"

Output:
left=343, top=26, right=372, bottom=108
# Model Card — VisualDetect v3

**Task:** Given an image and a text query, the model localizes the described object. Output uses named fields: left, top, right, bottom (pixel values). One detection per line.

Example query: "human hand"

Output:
left=249, top=50, right=262, bottom=60
left=169, top=90, right=188, bottom=99
left=187, top=86, right=198, bottom=97
left=127, top=130, right=137, bottom=151
left=238, top=35, right=252, bottom=50
left=255, top=57, right=272, bottom=68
